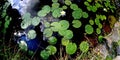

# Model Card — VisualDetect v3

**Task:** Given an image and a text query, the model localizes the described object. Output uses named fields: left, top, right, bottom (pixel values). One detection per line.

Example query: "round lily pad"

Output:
left=51, top=22, right=61, bottom=31
left=85, top=24, right=94, bottom=34
left=64, top=30, right=73, bottom=39
left=48, top=36, right=57, bottom=45
left=59, top=20, right=69, bottom=30
left=27, top=30, right=36, bottom=39
left=52, top=8, right=62, bottom=18
left=44, top=21, right=50, bottom=28
left=37, top=10, right=47, bottom=17
left=43, top=28, right=53, bottom=37
left=62, top=5, right=67, bottom=10
left=79, top=41, right=89, bottom=52
left=19, top=40, right=28, bottom=51
left=72, top=8, right=82, bottom=19
left=31, top=17, right=40, bottom=26
left=42, top=5, right=51, bottom=13
left=52, top=3, right=60, bottom=8
left=82, top=12, right=89, bottom=18
left=21, top=19, right=31, bottom=29
left=96, top=28, right=101, bottom=34
left=46, top=45, right=57, bottom=55
left=66, top=42, right=77, bottom=55
left=72, top=20, right=82, bottom=28
left=89, top=19, right=94, bottom=25
left=61, top=38, right=70, bottom=46
left=58, top=30, right=66, bottom=36
left=70, top=4, right=78, bottom=10
left=52, top=0, right=58, bottom=3
left=65, top=0, right=72, bottom=5
left=40, top=50, right=50, bottom=59
left=95, top=18, right=100, bottom=25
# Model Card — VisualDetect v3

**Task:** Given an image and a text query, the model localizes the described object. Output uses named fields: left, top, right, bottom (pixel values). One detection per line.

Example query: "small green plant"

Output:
left=72, top=8, right=82, bottom=19
left=46, top=45, right=57, bottom=55
left=85, top=24, right=94, bottom=34
left=19, top=40, right=28, bottom=51
left=70, top=4, right=78, bottom=10
left=66, top=42, right=77, bottom=55
left=61, top=38, right=70, bottom=46
left=48, top=36, right=57, bottom=45
left=43, top=28, right=53, bottom=37
left=65, top=0, right=72, bottom=6
left=72, top=20, right=82, bottom=28
left=27, top=30, right=37, bottom=39
left=40, top=50, right=50, bottom=60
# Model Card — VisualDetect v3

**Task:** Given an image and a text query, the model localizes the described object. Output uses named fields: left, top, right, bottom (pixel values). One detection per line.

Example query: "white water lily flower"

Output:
left=60, top=11, right=66, bottom=16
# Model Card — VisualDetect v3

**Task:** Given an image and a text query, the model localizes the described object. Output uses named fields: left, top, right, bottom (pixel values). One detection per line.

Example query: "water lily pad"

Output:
left=64, top=30, right=73, bottom=39
left=62, top=5, right=67, bottom=10
left=27, top=30, right=36, bottom=39
left=21, top=20, right=31, bottom=29
left=72, top=20, right=82, bottom=28
left=43, top=28, right=53, bottom=37
left=61, top=38, right=70, bottom=46
left=42, top=5, right=51, bottom=13
left=19, top=40, right=27, bottom=51
left=37, top=10, right=47, bottom=17
left=91, top=6, right=97, bottom=12
left=70, top=4, right=78, bottom=10
left=95, top=18, right=100, bottom=25
left=66, top=42, right=77, bottom=55
left=96, top=28, right=101, bottom=34
left=79, top=41, right=89, bottom=52
left=65, top=0, right=72, bottom=5
left=59, top=20, right=69, bottom=30
left=44, top=21, right=50, bottom=28
left=58, top=30, right=66, bottom=36
left=40, top=50, right=50, bottom=59
left=22, top=13, right=31, bottom=20
left=82, top=12, right=89, bottom=18
left=51, top=22, right=61, bottom=31
left=85, top=24, right=94, bottom=34
left=72, top=8, right=82, bottom=19
left=46, top=45, right=57, bottom=55
left=89, top=19, right=94, bottom=25
left=52, top=3, right=60, bottom=8
left=52, top=8, right=62, bottom=18
left=84, top=1, right=90, bottom=6
left=31, top=17, right=40, bottom=26
left=48, top=36, right=57, bottom=45
left=52, top=0, right=58, bottom=3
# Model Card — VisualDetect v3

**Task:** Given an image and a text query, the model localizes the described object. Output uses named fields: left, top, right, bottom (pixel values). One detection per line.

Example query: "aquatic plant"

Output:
left=66, top=42, right=77, bottom=55
left=62, top=5, right=67, bottom=10
left=48, top=36, right=57, bottom=45
left=89, top=19, right=94, bottom=25
left=59, top=20, right=69, bottom=30
left=43, top=28, right=53, bottom=37
left=27, top=30, right=36, bottom=39
left=65, top=0, right=72, bottom=6
left=63, top=30, right=73, bottom=39
left=85, top=24, right=94, bottom=34
left=72, top=8, right=82, bottom=19
left=19, top=40, right=28, bottom=51
left=52, top=8, right=62, bottom=18
left=40, top=50, right=50, bottom=59
left=52, top=3, right=60, bottom=8
left=51, top=22, right=61, bottom=31
left=31, top=17, right=40, bottom=26
left=96, top=28, right=101, bottom=34
left=52, top=0, right=58, bottom=3
left=98, top=35, right=104, bottom=43
left=61, top=38, right=70, bottom=46
left=72, top=20, right=82, bottom=28
left=82, top=12, right=89, bottom=18
left=70, top=4, right=78, bottom=10
left=46, top=45, right=57, bottom=55
left=79, top=41, right=89, bottom=52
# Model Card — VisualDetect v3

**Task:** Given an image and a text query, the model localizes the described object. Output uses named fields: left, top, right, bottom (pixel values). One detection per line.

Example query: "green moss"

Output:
left=79, top=41, right=89, bottom=52
left=72, top=20, right=82, bottom=28
left=66, top=42, right=77, bottom=55
left=85, top=24, right=94, bottom=34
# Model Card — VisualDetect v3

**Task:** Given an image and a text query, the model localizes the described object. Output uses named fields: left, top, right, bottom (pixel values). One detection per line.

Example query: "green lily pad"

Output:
left=64, top=30, right=73, bottom=39
left=43, top=28, right=53, bottom=37
left=46, top=45, right=57, bottom=55
left=89, top=19, right=94, bottom=25
left=79, top=41, right=89, bottom=52
left=62, top=5, right=67, bottom=10
left=65, top=0, right=72, bottom=5
left=37, top=10, right=47, bottom=17
left=31, top=17, right=40, bottom=26
left=84, top=1, right=90, bottom=6
left=22, top=13, right=31, bottom=20
left=98, top=23, right=102, bottom=29
left=51, top=22, right=61, bottom=31
left=52, top=3, right=60, bottom=8
left=48, top=36, right=57, bottom=45
left=19, top=40, right=28, bottom=51
left=42, top=5, right=51, bottom=13
left=72, top=20, right=82, bottom=28
left=59, top=20, right=69, bottom=30
left=66, top=42, right=77, bottom=55
left=72, top=8, right=82, bottom=19
left=85, top=24, right=94, bottom=34
left=58, top=30, right=66, bottom=36
left=70, top=4, right=78, bottom=10
left=44, top=21, right=50, bottom=28
left=40, top=50, right=50, bottom=60
left=52, top=8, right=62, bottom=18
left=61, top=38, right=70, bottom=46
left=21, top=20, right=31, bottom=29
left=82, top=12, right=89, bottom=18
left=52, top=0, right=58, bottom=3
left=96, top=28, right=101, bottom=34
left=95, top=18, right=100, bottom=25
left=91, top=6, right=97, bottom=12
left=27, top=30, right=36, bottom=39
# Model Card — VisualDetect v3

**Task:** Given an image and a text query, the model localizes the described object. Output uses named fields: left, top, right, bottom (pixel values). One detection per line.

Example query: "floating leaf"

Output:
left=44, top=21, right=50, bottom=28
left=21, top=20, right=31, bottom=29
left=46, top=45, right=57, bottom=55
left=37, top=10, right=47, bottom=17
left=89, top=19, right=94, bottom=25
left=87, top=6, right=92, bottom=11
left=95, top=18, right=100, bottom=25
left=19, top=40, right=27, bottom=51
left=40, top=50, right=50, bottom=59
left=27, top=30, right=36, bottom=39
left=72, top=20, right=82, bottom=28
left=59, top=20, right=69, bottom=30
left=43, top=28, right=53, bottom=37
left=84, top=1, right=90, bottom=6
left=82, top=12, right=89, bottom=18
left=31, top=17, right=40, bottom=26
left=98, top=23, right=102, bottom=29
left=51, top=22, right=61, bottom=31
left=72, top=8, right=82, bottom=19
left=64, top=30, right=73, bottom=39
left=48, top=36, right=57, bottom=45
left=96, top=28, right=101, bottom=34
left=62, top=5, right=67, bottom=10
left=87, top=0, right=92, bottom=2
left=85, top=24, right=94, bottom=34
left=98, top=35, right=103, bottom=43
left=66, top=42, right=77, bottom=55
left=91, top=6, right=97, bottom=12
left=42, top=5, right=51, bottom=13
left=52, top=8, right=62, bottom=18
left=79, top=41, right=89, bottom=52
left=52, top=0, right=58, bottom=3
left=22, top=13, right=31, bottom=20
left=58, top=30, right=66, bottom=36
left=61, top=38, right=70, bottom=46
left=52, top=3, right=60, bottom=8
left=65, top=0, right=72, bottom=5
left=70, top=4, right=78, bottom=10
